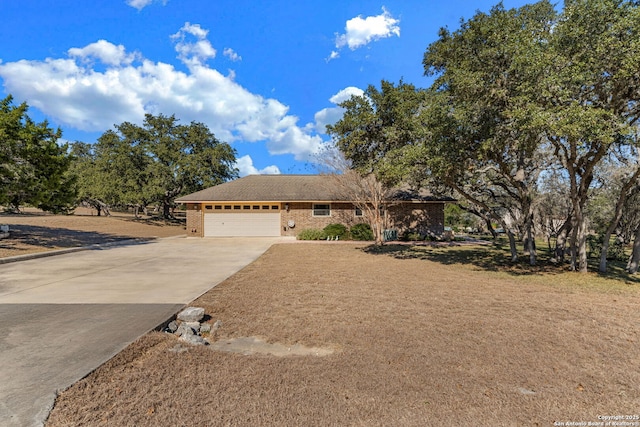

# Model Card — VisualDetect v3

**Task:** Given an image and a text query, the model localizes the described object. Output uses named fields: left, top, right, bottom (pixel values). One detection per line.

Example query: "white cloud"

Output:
left=174, top=22, right=209, bottom=39
left=235, top=155, right=281, bottom=176
left=331, top=7, right=400, bottom=59
left=314, top=108, right=341, bottom=134
left=171, top=23, right=216, bottom=66
left=126, top=0, right=152, bottom=9
left=126, top=0, right=167, bottom=10
left=314, top=86, right=364, bottom=134
left=0, top=23, right=326, bottom=162
left=267, top=125, right=325, bottom=160
left=329, top=86, right=364, bottom=104
left=326, top=51, right=340, bottom=62
left=68, top=40, right=137, bottom=66
left=223, top=48, right=242, bottom=62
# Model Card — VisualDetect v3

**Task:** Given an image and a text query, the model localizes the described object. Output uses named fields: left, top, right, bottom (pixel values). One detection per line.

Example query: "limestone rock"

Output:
left=166, top=321, right=178, bottom=333
left=176, top=323, right=196, bottom=337
left=184, top=321, right=201, bottom=332
left=179, top=334, right=205, bottom=345
left=177, top=307, right=205, bottom=322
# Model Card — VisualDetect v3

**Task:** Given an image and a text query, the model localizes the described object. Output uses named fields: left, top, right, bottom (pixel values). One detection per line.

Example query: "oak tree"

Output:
left=0, top=95, right=76, bottom=213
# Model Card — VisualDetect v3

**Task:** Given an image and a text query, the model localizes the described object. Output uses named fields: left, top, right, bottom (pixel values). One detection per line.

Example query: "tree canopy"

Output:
left=328, top=0, right=640, bottom=273
left=72, top=114, right=238, bottom=217
left=0, top=95, right=76, bottom=213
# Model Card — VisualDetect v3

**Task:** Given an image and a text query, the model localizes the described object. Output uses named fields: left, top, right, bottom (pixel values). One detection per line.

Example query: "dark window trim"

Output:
left=313, top=203, right=331, bottom=217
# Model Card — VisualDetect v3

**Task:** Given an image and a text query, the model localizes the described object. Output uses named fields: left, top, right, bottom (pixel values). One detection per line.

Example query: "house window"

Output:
left=354, top=207, right=363, bottom=217
left=271, top=205, right=279, bottom=210
left=313, top=203, right=331, bottom=217
left=205, top=205, right=213, bottom=210
left=214, top=205, right=222, bottom=210
left=224, top=205, right=232, bottom=210
left=243, top=205, right=251, bottom=210
left=233, top=205, right=241, bottom=210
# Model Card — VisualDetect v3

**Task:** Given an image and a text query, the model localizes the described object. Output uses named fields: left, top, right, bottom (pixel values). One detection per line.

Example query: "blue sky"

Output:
left=1, top=0, right=532, bottom=176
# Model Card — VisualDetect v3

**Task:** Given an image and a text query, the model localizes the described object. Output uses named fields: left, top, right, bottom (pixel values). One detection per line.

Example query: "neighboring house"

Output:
left=175, top=174, right=451, bottom=238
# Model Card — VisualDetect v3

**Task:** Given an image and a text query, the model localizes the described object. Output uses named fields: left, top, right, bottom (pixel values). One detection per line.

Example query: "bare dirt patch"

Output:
left=46, top=243, right=640, bottom=427
left=209, top=336, right=336, bottom=357
left=0, top=208, right=185, bottom=259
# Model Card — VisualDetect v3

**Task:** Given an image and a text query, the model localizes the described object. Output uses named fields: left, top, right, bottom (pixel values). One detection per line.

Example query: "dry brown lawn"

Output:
left=0, top=208, right=186, bottom=258
left=43, top=240, right=640, bottom=426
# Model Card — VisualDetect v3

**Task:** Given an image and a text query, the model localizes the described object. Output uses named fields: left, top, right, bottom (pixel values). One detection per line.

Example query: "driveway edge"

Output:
left=0, top=236, right=185, bottom=265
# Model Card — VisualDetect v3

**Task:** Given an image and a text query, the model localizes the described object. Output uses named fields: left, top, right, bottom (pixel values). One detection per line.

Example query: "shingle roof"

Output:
left=175, top=174, right=454, bottom=203
left=175, top=175, right=346, bottom=202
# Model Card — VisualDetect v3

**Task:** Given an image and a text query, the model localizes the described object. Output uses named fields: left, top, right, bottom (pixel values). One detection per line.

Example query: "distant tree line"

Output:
left=327, top=0, right=640, bottom=273
left=0, top=95, right=237, bottom=219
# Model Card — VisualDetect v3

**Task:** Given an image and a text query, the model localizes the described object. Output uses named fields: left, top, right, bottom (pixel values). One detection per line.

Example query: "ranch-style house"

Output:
left=175, top=174, right=450, bottom=238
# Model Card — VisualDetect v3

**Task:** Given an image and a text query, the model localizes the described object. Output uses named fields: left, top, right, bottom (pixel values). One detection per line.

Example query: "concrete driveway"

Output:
left=0, top=237, right=281, bottom=427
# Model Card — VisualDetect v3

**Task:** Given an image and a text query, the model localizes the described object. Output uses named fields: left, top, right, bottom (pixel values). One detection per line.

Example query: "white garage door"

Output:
left=204, top=213, right=281, bottom=237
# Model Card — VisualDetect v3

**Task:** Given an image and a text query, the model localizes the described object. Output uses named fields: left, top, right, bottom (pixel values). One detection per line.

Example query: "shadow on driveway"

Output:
left=1, top=224, right=156, bottom=249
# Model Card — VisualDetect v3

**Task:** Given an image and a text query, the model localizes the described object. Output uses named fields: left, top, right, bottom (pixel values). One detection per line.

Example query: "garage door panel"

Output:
left=204, top=213, right=281, bottom=237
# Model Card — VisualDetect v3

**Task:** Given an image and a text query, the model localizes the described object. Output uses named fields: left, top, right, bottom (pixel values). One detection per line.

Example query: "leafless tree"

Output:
left=318, top=146, right=394, bottom=245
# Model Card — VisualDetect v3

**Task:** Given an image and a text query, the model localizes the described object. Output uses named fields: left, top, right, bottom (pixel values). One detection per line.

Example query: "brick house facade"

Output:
left=176, top=175, right=450, bottom=238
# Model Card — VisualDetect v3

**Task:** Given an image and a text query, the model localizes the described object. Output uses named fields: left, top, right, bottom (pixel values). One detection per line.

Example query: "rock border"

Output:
left=163, top=306, right=221, bottom=346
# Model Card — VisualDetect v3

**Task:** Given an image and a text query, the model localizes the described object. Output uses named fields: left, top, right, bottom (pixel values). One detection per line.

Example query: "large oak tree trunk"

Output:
left=506, top=230, right=518, bottom=263
left=570, top=205, right=588, bottom=272
left=627, top=226, right=640, bottom=274
left=524, top=207, right=536, bottom=266
left=554, top=219, right=571, bottom=263
left=599, top=168, right=640, bottom=272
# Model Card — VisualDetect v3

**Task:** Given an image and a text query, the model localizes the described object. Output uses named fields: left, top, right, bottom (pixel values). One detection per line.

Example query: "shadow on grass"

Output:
left=362, top=241, right=640, bottom=284
left=118, top=215, right=185, bottom=227
left=0, top=224, right=155, bottom=250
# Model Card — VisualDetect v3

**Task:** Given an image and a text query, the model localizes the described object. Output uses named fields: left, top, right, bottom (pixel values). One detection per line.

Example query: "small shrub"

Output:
left=350, top=223, right=374, bottom=241
left=587, top=234, right=602, bottom=258
left=296, top=228, right=326, bottom=240
left=608, top=240, right=627, bottom=261
left=401, top=230, right=423, bottom=241
left=323, top=223, right=348, bottom=239
left=424, top=232, right=439, bottom=242
left=587, top=234, right=627, bottom=261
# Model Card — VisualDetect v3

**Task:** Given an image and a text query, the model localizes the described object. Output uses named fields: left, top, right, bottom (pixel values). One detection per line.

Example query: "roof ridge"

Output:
left=176, top=174, right=454, bottom=203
